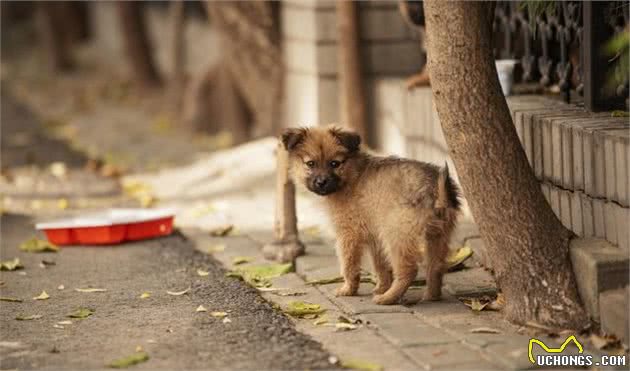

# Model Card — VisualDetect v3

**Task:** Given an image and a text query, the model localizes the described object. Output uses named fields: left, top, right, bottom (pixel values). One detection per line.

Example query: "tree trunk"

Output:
left=423, top=1, right=587, bottom=329
left=37, top=2, right=74, bottom=72
left=336, top=1, right=368, bottom=141
left=117, top=1, right=161, bottom=88
left=169, top=0, right=186, bottom=111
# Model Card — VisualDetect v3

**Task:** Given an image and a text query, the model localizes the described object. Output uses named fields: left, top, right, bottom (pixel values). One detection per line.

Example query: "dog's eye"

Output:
left=305, top=160, right=316, bottom=168
left=329, top=160, right=340, bottom=168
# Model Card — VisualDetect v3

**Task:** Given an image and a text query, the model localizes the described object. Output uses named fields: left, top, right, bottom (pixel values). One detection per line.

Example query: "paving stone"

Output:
left=581, top=193, right=595, bottom=237
left=593, top=198, right=606, bottom=238
left=569, top=238, right=630, bottom=319
left=604, top=202, right=619, bottom=246
left=570, top=191, right=584, bottom=236
left=363, top=313, right=458, bottom=347
left=403, top=343, right=498, bottom=370
left=615, top=205, right=630, bottom=251
left=559, top=189, right=573, bottom=230
left=320, top=283, right=414, bottom=314
left=295, top=243, right=337, bottom=276
left=599, top=286, right=629, bottom=345
left=411, top=296, right=476, bottom=325
left=443, top=268, right=497, bottom=298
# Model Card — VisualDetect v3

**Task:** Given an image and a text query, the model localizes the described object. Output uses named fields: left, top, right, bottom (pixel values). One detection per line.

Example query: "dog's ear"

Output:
left=330, top=128, right=361, bottom=153
left=281, top=128, right=307, bottom=151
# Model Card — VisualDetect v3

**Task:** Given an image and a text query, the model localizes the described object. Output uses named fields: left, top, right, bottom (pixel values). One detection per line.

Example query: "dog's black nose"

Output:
left=315, top=177, right=328, bottom=189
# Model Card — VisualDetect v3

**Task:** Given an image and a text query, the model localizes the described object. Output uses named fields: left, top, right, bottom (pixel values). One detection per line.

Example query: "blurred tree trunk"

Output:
left=37, top=2, right=74, bottom=71
left=170, top=0, right=186, bottom=110
left=423, top=1, right=587, bottom=329
left=60, top=2, right=91, bottom=43
left=117, top=1, right=161, bottom=88
left=182, top=2, right=282, bottom=141
left=337, top=1, right=368, bottom=141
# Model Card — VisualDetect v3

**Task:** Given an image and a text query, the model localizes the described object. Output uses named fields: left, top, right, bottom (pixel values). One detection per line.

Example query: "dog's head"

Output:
left=281, top=125, right=361, bottom=196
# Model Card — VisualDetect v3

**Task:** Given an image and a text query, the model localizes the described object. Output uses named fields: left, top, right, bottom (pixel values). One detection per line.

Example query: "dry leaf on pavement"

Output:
left=19, top=238, right=59, bottom=253
left=196, top=269, right=209, bottom=277
left=108, top=351, right=149, bottom=368
left=16, top=314, right=43, bottom=321
left=470, top=327, right=501, bottom=334
left=209, top=225, right=234, bottom=237
left=196, top=305, right=207, bottom=313
left=166, top=287, right=190, bottom=296
left=75, top=288, right=107, bottom=293
left=0, top=297, right=23, bottom=302
left=33, top=291, right=50, bottom=300
left=140, top=292, right=151, bottom=299
left=283, top=301, right=326, bottom=318
left=0, top=258, right=23, bottom=271
left=67, top=308, right=94, bottom=319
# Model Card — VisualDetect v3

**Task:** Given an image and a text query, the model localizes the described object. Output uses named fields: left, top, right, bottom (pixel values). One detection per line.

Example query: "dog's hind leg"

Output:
left=368, top=242, right=393, bottom=295
left=372, top=236, right=419, bottom=305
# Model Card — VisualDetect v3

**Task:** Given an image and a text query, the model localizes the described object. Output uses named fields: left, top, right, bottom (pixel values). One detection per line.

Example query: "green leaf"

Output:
left=16, top=314, right=42, bottom=321
left=340, top=359, right=383, bottom=371
left=68, top=308, right=94, bottom=319
left=283, top=301, right=326, bottom=318
left=232, top=256, right=252, bottom=265
left=108, top=352, right=149, bottom=368
left=226, top=263, right=293, bottom=288
left=0, top=258, right=23, bottom=271
left=0, top=297, right=23, bottom=302
left=19, top=238, right=59, bottom=253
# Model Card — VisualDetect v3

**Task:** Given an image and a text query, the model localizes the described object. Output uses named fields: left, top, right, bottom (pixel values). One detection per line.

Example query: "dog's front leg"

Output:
left=335, top=237, right=363, bottom=297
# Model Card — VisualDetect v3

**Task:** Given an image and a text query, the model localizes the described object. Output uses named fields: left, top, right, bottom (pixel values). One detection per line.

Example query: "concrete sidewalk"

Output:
left=185, top=228, right=614, bottom=371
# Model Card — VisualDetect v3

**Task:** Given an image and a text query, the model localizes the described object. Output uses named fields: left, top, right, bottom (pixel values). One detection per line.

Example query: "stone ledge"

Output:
left=570, top=238, right=630, bottom=320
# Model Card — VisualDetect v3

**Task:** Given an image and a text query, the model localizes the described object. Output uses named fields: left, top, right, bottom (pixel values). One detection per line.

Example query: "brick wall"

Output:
left=281, top=0, right=422, bottom=127
left=373, top=81, right=630, bottom=251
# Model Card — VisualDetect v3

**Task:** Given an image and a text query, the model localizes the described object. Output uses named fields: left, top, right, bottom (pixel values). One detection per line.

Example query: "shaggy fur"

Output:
left=282, top=125, right=461, bottom=304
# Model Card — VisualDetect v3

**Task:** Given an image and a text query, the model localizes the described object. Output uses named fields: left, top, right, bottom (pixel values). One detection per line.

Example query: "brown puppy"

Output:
left=282, top=125, right=461, bottom=305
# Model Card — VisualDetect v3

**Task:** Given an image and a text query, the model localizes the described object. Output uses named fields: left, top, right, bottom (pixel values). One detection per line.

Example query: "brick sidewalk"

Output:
left=186, top=229, right=611, bottom=371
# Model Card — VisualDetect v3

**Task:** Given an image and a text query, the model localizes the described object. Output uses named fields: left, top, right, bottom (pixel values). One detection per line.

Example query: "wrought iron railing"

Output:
left=493, top=1, right=628, bottom=112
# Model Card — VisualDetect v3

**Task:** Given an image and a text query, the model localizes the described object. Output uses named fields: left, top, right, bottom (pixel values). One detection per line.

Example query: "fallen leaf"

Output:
left=205, top=244, right=226, bottom=254
left=57, top=285, right=65, bottom=290
left=196, top=269, right=209, bottom=277
left=462, top=298, right=489, bottom=312
left=337, top=315, right=361, bottom=325
left=140, top=292, right=151, bottom=299
left=222, top=317, right=231, bottom=324
left=274, top=291, right=307, bottom=297
left=313, top=316, right=328, bottom=326
left=210, top=312, right=228, bottom=318
left=53, top=324, right=64, bottom=329
left=226, top=263, right=293, bottom=288
left=196, top=305, right=207, bottom=313
left=340, top=359, right=383, bottom=371
left=209, top=225, right=234, bottom=237
left=108, top=351, right=149, bottom=368
left=166, top=287, right=190, bottom=296
left=122, top=180, right=157, bottom=208
left=19, top=238, right=59, bottom=253
left=486, top=293, right=505, bottom=311
left=590, top=334, right=619, bottom=350
left=57, top=320, right=72, bottom=325
left=75, top=288, right=107, bottom=293
left=470, top=327, right=501, bottom=334
left=57, top=198, right=69, bottom=210
left=49, top=162, right=67, bottom=178
left=256, top=287, right=284, bottom=292
left=41, top=259, right=56, bottom=267
left=302, top=313, right=319, bottom=319
left=135, top=345, right=143, bottom=353
left=0, top=297, right=23, bottom=302
left=0, top=258, right=23, bottom=271
left=307, top=274, right=377, bottom=286
left=446, top=245, right=473, bottom=270
left=33, top=291, right=50, bottom=300
left=16, top=314, right=42, bottom=321
left=67, top=308, right=94, bottom=319
left=283, top=301, right=326, bottom=318
left=232, top=256, right=251, bottom=265
left=335, top=323, right=359, bottom=331
left=30, top=199, right=43, bottom=210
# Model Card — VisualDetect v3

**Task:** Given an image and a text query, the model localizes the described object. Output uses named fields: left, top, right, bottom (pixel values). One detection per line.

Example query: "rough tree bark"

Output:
left=117, top=1, right=161, bottom=88
left=337, top=1, right=368, bottom=141
left=423, top=1, right=587, bottom=329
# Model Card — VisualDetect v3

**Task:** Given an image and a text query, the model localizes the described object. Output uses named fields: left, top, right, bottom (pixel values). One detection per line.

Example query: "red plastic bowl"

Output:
left=36, top=209, right=175, bottom=245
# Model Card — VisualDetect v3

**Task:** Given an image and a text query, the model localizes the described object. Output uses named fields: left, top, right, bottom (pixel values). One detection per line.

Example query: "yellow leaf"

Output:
left=232, top=256, right=251, bottom=265
left=196, top=305, right=207, bottom=313
left=33, top=291, right=50, bottom=300
left=210, top=311, right=228, bottom=318
left=49, top=162, right=67, bottom=178
left=205, top=244, right=226, bottom=254
left=166, top=287, right=190, bottom=296
left=196, top=269, right=209, bottom=277
left=20, top=238, right=59, bottom=253
left=57, top=198, right=69, bottom=210
left=446, top=245, right=473, bottom=270
left=75, top=288, right=107, bottom=293
left=140, top=292, right=151, bottom=299
left=0, top=258, right=23, bottom=271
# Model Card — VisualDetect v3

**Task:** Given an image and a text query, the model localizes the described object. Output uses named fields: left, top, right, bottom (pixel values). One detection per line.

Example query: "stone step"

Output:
left=599, top=286, right=629, bottom=346
left=570, top=238, right=629, bottom=320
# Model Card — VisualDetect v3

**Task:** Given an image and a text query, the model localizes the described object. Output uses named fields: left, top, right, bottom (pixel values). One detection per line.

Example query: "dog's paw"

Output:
left=372, top=284, right=390, bottom=295
left=372, top=293, right=400, bottom=305
left=335, top=284, right=357, bottom=297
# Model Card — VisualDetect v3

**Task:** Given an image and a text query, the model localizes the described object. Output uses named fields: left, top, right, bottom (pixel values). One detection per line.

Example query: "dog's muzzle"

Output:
left=308, top=175, right=339, bottom=196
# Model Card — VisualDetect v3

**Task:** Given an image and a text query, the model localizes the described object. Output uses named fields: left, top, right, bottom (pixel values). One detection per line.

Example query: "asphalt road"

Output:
left=0, top=214, right=333, bottom=370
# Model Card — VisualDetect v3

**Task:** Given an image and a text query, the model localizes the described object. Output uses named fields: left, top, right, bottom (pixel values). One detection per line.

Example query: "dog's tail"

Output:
left=435, top=162, right=461, bottom=211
